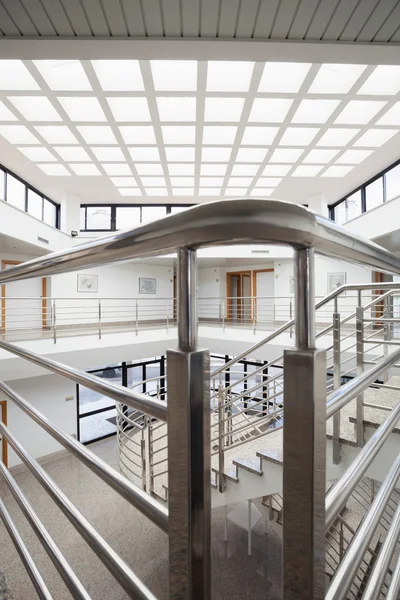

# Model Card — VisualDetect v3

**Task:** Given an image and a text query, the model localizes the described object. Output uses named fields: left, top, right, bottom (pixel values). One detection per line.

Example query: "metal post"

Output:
left=247, top=500, right=252, bottom=556
left=356, top=304, right=365, bottom=447
left=218, top=384, right=225, bottom=493
left=383, top=295, right=389, bottom=383
left=332, top=310, right=341, bottom=464
left=253, top=296, right=257, bottom=334
left=135, top=299, right=138, bottom=336
left=52, top=299, right=56, bottom=344
left=222, top=301, right=225, bottom=332
left=166, top=299, right=169, bottom=332
left=98, top=299, right=102, bottom=340
left=167, top=248, right=211, bottom=600
left=283, top=247, right=326, bottom=600
left=289, top=298, right=293, bottom=338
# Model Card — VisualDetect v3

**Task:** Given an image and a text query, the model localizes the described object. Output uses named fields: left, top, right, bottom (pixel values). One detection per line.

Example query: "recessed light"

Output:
left=8, top=96, right=62, bottom=122
left=206, top=61, right=254, bottom=92
left=58, top=97, right=106, bottom=122
left=335, top=100, right=386, bottom=125
left=165, top=147, right=195, bottom=162
left=129, top=147, right=160, bottom=161
left=259, top=62, right=311, bottom=93
left=135, top=163, right=164, bottom=175
left=250, top=188, right=274, bottom=196
left=354, top=129, right=398, bottom=147
left=236, top=148, right=266, bottom=162
left=336, top=149, right=373, bottom=164
left=37, top=163, right=70, bottom=176
left=34, top=125, right=78, bottom=144
left=0, top=125, right=39, bottom=144
left=172, top=188, right=194, bottom=195
left=200, top=177, right=224, bottom=186
left=270, top=149, right=304, bottom=163
left=157, top=98, right=196, bottom=122
left=110, top=177, right=137, bottom=187
left=303, top=149, right=340, bottom=163
left=162, top=125, right=196, bottom=144
left=169, top=163, right=195, bottom=175
left=262, top=165, right=292, bottom=176
left=231, top=164, right=259, bottom=176
left=170, top=177, right=195, bottom=186
left=203, top=126, right=237, bottom=145
left=101, top=163, right=132, bottom=175
left=18, top=147, right=57, bottom=162
left=69, top=163, right=101, bottom=175
left=200, top=164, right=227, bottom=175
left=358, top=66, right=400, bottom=95
left=107, top=97, right=151, bottom=122
left=0, top=101, right=17, bottom=121
left=377, top=103, right=400, bottom=125
left=118, top=188, right=142, bottom=196
left=241, top=126, right=279, bottom=146
left=141, top=177, right=166, bottom=186
left=308, top=64, right=366, bottom=94
left=225, top=188, right=247, bottom=196
left=321, top=166, right=353, bottom=177
left=204, top=98, right=245, bottom=122
left=202, top=147, right=232, bottom=162
left=119, top=126, right=156, bottom=144
left=291, top=165, right=323, bottom=177
left=292, top=99, right=340, bottom=124
left=145, top=188, right=168, bottom=196
left=255, top=177, right=282, bottom=186
left=228, top=177, right=253, bottom=187
left=317, top=128, right=360, bottom=147
left=92, top=147, right=125, bottom=161
left=279, top=127, right=319, bottom=146
left=151, top=60, right=197, bottom=91
left=248, top=98, right=293, bottom=123
left=33, top=60, right=92, bottom=91
left=199, top=188, right=221, bottom=196
left=0, top=60, right=39, bottom=90
left=77, top=125, right=117, bottom=144
left=54, top=146, right=91, bottom=161
left=92, top=60, right=144, bottom=91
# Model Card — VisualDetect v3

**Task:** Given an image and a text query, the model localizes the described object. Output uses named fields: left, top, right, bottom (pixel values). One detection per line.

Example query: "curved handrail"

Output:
left=1, top=199, right=400, bottom=284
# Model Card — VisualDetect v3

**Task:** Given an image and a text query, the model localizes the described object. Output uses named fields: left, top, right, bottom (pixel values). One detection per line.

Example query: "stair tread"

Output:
left=256, top=448, right=283, bottom=466
left=211, top=467, right=238, bottom=483
left=232, top=457, right=262, bottom=476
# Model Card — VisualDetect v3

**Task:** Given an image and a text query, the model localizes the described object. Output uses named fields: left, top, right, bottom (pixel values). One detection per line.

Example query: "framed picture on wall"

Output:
left=139, top=277, right=157, bottom=294
left=77, top=274, right=98, bottom=293
left=327, top=272, right=346, bottom=295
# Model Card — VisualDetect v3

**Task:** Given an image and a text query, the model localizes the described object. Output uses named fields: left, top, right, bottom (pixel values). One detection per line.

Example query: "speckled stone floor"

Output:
left=0, top=437, right=282, bottom=600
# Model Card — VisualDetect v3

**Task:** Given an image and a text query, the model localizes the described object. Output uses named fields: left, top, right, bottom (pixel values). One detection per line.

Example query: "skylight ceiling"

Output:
left=0, top=59, right=399, bottom=202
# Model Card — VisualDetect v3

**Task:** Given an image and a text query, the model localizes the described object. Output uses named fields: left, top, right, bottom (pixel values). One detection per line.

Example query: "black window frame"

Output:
left=80, top=203, right=195, bottom=232
left=0, top=161, right=60, bottom=229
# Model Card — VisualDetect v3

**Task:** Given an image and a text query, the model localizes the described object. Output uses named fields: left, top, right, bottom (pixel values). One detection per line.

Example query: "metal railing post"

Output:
left=289, top=298, right=293, bottom=338
left=166, top=299, right=169, bottom=332
left=135, top=299, right=138, bottom=336
left=52, top=299, right=56, bottom=344
left=332, top=304, right=341, bottom=465
left=283, top=247, right=326, bottom=600
left=218, top=383, right=225, bottom=493
left=98, top=299, right=102, bottom=340
left=253, top=296, right=257, bottom=334
left=222, top=301, right=225, bottom=332
left=167, top=248, right=211, bottom=600
left=356, top=299, right=365, bottom=447
left=383, top=295, right=390, bottom=382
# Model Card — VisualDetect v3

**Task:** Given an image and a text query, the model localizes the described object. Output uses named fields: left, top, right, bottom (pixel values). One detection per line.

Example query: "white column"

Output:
left=305, top=193, right=329, bottom=218
left=60, top=193, right=82, bottom=236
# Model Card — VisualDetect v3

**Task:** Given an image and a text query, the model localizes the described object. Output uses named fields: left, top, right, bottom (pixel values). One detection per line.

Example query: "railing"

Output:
left=1, top=199, right=400, bottom=599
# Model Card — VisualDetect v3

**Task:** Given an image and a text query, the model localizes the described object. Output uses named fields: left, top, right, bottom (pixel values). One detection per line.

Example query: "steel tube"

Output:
left=0, top=384, right=168, bottom=533
left=0, top=498, right=53, bottom=600
left=0, top=339, right=167, bottom=422
left=295, top=248, right=315, bottom=349
left=0, top=462, right=91, bottom=600
left=325, top=401, right=400, bottom=530
left=386, top=554, right=400, bottom=600
left=332, top=312, right=341, bottom=464
left=326, top=452, right=400, bottom=600
left=0, top=423, right=159, bottom=600
left=177, top=248, right=197, bottom=352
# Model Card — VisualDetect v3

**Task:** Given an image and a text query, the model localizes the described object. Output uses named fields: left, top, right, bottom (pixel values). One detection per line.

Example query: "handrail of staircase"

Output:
left=1, top=200, right=400, bottom=284
left=386, top=554, right=400, bottom=599
left=211, top=283, right=400, bottom=378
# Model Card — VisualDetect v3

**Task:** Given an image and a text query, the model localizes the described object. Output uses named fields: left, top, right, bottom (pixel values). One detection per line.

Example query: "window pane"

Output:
left=169, top=205, right=191, bottom=214
left=27, top=189, right=43, bottom=220
left=6, top=174, right=25, bottom=210
left=43, top=199, right=56, bottom=226
left=365, top=178, right=383, bottom=211
left=385, top=164, right=400, bottom=201
left=116, top=206, right=141, bottom=230
left=346, top=191, right=362, bottom=220
left=80, top=207, right=86, bottom=230
left=141, top=205, right=167, bottom=224
left=86, top=206, right=111, bottom=230
left=0, top=170, right=5, bottom=201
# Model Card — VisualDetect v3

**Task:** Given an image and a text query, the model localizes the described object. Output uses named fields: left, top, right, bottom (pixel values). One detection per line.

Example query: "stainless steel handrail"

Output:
left=387, top=555, right=400, bottom=600
left=1, top=200, right=400, bottom=284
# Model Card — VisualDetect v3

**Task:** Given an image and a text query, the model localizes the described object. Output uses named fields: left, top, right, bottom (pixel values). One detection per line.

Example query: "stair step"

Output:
left=211, top=467, right=238, bottom=483
left=256, top=448, right=283, bottom=466
left=232, top=457, right=262, bottom=476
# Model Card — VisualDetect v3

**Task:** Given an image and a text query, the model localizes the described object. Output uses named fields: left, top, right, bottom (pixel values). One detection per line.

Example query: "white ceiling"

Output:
left=0, top=0, right=399, bottom=43
left=1, top=58, right=400, bottom=206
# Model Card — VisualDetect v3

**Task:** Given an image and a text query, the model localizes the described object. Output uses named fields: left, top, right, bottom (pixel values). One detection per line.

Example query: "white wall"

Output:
left=344, top=196, right=400, bottom=241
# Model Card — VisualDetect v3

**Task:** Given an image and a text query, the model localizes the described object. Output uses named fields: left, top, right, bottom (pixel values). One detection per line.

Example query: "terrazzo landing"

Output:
left=0, top=438, right=282, bottom=600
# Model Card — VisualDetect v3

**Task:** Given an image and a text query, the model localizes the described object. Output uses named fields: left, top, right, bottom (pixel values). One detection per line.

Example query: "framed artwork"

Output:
left=289, top=276, right=294, bottom=294
left=327, top=272, right=346, bottom=294
left=139, top=277, right=157, bottom=294
left=77, top=273, right=98, bottom=293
